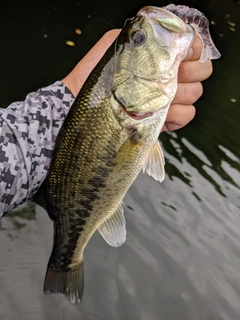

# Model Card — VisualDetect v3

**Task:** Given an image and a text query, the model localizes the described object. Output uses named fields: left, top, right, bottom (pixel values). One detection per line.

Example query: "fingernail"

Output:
left=185, top=47, right=193, bottom=60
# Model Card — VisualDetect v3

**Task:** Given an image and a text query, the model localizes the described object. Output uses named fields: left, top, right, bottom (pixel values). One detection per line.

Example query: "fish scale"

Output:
left=42, top=75, right=153, bottom=302
left=32, top=5, right=220, bottom=304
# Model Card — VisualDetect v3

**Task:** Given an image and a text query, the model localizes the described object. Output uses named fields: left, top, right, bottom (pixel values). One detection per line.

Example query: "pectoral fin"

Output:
left=98, top=202, right=126, bottom=247
left=142, top=140, right=165, bottom=182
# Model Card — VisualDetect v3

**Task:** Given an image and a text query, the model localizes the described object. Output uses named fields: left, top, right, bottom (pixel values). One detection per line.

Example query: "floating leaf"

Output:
left=66, top=40, right=75, bottom=46
left=227, top=21, right=236, bottom=27
left=75, top=28, right=82, bottom=35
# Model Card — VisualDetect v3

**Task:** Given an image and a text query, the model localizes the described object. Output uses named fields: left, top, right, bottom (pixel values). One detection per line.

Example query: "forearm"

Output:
left=0, top=82, right=74, bottom=217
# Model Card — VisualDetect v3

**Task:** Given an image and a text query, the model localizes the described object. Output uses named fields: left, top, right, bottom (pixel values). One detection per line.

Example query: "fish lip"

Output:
left=113, top=93, right=153, bottom=121
left=125, top=109, right=153, bottom=120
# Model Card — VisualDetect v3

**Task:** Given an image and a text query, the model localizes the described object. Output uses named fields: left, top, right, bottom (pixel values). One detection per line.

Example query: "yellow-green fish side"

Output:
left=41, top=44, right=160, bottom=304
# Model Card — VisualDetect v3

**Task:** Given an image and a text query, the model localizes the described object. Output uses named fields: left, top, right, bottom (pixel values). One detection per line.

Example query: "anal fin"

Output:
left=98, top=202, right=126, bottom=247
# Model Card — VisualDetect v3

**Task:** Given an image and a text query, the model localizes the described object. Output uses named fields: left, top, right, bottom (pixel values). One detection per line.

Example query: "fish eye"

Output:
left=129, top=29, right=146, bottom=45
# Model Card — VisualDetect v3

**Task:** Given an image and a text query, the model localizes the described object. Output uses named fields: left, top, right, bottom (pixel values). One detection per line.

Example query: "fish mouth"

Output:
left=115, top=95, right=153, bottom=120
left=125, top=109, right=153, bottom=120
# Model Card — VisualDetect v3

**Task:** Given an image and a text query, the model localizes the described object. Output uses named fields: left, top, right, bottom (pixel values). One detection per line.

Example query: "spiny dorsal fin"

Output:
left=142, top=140, right=165, bottom=182
left=98, top=202, right=126, bottom=247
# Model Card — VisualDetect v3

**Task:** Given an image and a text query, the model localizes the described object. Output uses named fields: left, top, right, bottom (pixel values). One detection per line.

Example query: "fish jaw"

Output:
left=111, top=8, right=195, bottom=123
left=163, top=4, right=221, bottom=62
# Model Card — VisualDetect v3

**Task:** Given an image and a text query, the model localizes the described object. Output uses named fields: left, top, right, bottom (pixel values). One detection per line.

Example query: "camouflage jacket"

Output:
left=0, top=81, right=75, bottom=217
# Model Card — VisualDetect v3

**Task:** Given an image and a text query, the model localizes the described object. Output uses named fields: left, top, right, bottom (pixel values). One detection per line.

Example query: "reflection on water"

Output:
left=5, top=202, right=37, bottom=230
left=0, top=137, right=239, bottom=320
left=164, top=132, right=240, bottom=198
left=0, top=0, right=240, bottom=319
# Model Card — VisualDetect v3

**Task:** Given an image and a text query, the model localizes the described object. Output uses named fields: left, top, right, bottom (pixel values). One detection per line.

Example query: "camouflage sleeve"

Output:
left=0, top=81, right=75, bottom=217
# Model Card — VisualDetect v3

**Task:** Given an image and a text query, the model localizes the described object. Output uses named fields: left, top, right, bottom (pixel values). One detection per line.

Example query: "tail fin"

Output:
left=43, top=261, right=84, bottom=304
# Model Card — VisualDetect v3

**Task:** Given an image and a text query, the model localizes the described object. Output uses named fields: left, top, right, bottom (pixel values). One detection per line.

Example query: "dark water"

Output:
left=0, top=0, right=239, bottom=319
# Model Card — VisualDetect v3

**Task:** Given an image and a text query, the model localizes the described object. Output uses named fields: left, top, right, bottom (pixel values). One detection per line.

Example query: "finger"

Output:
left=184, top=35, right=203, bottom=61
left=178, top=59, right=213, bottom=83
left=172, top=82, right=203, bottom=105
left=161, top=104, right=196, bottom=132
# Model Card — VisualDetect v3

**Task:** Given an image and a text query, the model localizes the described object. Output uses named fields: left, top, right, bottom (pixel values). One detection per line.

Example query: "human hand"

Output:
left=161, top=35, right=213, bottom=132
left=62, top=30, right=120, bottom=98
left=62, top=31, right=213, bottom=132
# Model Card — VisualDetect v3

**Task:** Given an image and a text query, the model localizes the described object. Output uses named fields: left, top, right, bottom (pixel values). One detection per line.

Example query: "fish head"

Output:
left=111, top=6, right=196, bottom=134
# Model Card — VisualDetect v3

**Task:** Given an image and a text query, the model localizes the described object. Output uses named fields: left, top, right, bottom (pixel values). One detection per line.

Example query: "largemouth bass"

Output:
left=34, top=5, right=220, bottom=304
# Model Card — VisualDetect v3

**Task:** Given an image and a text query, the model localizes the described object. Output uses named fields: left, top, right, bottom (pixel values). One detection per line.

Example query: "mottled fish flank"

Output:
left=33, top=5, right=220, bottom=304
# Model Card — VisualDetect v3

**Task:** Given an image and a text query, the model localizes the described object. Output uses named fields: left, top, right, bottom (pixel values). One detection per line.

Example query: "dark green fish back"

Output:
left=38, top=42, right=149, bottom=304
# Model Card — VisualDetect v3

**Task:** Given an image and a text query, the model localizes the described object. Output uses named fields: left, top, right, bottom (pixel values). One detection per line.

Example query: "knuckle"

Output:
left=182, top=82, right=203, bottom=105
left=192, top=82, right=203, bottom=102
left=179, top=62, right=191, bottom=82
left=182, top=83, right=189, bottom=104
